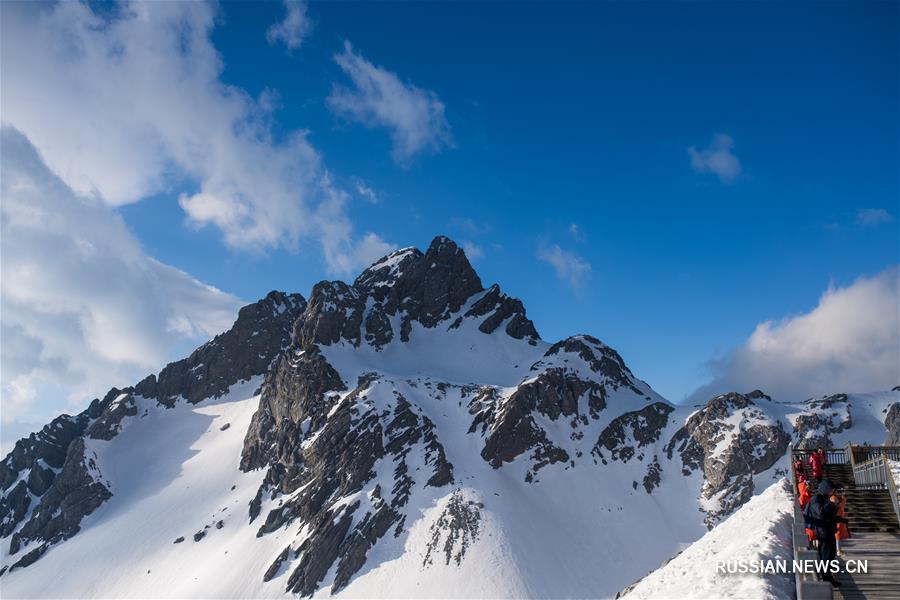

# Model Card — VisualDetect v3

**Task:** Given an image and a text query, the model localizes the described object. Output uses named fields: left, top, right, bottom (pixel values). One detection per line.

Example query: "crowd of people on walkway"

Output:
left=793, top=448, right=851, bottom=588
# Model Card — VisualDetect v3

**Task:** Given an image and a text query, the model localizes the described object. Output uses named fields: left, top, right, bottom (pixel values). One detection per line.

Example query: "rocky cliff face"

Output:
left=237, top=237, right=544, bottom=595
left=664, top=390, right=790, bottom=527
left=0, top=291, right=304, bottom=573
left=791, top=393, right=853, bottom=450
left=3, top=235, right=897, bottom=596
left=883, top=402, right=900, bottom=445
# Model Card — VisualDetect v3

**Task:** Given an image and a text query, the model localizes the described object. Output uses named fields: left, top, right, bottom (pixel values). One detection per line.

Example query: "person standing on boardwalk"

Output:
left=798, top=475, right=811, bottom=509
left=809, top=448, right=826, bottom=482
left=806, top=479, right=849, bottom=587
left=830, top=488, right=850, bottom=556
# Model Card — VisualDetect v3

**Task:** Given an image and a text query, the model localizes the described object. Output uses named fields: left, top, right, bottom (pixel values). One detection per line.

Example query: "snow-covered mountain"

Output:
left=1, top=236, right=897, bottom=598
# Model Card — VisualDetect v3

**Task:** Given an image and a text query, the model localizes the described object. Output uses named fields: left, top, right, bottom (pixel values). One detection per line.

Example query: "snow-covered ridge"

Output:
left=620, top=479, right=795, bottom=599
left=2, top=235, right=898, bottom=599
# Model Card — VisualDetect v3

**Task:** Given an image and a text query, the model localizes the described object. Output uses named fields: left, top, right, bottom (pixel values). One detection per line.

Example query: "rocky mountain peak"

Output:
left=295, top=236, right=538, bottom=350
left=352, top=247, right=424, bottom=296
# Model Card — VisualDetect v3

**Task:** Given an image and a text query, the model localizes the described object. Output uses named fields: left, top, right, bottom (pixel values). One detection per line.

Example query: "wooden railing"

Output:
left=850, top=454, right=900, bottom=528
left=793, top=448, right=848, bottom=465
left=850, top=445, right=900, bottom=463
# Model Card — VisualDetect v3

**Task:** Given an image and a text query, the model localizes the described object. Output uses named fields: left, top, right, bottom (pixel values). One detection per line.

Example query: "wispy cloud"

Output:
left=327, top=41, right=453, bottom=166
left=462, top=240, right=484, bottom=261
left=1, top=126, right=244, bottom=426
left=856, top=208, right=894, bottom=227
left=688, top=133, right=742, bottom=183
left=354, top=178, right=380, bottom=204
left=3, top=1, right=385, bottom=275
left=689, top=267, right=899, bottom=402
left=537, top=245, right=592, bottom=291
left=266, top=0, right=311, bottom=51
left=569, top=223, right=586, bottom=242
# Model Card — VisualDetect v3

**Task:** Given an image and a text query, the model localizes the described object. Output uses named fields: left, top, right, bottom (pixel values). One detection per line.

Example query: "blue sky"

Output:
left=1, top=0, right=898, bottom=440
left=125, top=0, right=898, bottom=399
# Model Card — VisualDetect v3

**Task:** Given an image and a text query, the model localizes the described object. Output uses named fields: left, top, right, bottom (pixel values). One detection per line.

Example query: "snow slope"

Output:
left=0, top=378, right=295, bottom=599
left=1, top=238, right=897, bottom=599
left=620, top=479, right=795, bottom=600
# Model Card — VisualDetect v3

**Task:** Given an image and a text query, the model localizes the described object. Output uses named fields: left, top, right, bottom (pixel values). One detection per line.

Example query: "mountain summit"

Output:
left=1, top=236, right=897, bottom=598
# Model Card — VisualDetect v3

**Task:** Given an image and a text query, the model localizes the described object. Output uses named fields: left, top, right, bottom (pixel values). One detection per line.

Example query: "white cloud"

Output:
left=354, top=178, right=380, bottom=203
left=317, top=229, right=396, bottom=277
left=569, top=223, right=586, bottom=242
left=856, top=208, right=894, bottom=227
left=327, top=41, right=453, bottom=165
left=462, top=241, right=484, bottom=261
left=1, top=1, right=382, bottom=274
left=1, top=125, right=245, bottom=425
left=266, top=0, right=311, bottom=51
left=690, top=267, right=900, bottom=402
left=537, top=245, right=592, bottom=291
left=688, top=133, right=742, bottom=183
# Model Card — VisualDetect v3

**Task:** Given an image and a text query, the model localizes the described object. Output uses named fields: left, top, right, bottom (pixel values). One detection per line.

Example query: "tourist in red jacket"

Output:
left=810, top=448, right=826, bottom=481
left=798, top=475, right=811, bottom=509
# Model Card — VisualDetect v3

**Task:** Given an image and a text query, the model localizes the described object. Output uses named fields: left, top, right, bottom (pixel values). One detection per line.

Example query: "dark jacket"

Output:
left=805, top=494, right=847, bottom=537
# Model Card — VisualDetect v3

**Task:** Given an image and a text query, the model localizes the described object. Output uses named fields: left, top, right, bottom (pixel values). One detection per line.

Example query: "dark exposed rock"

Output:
left=594, top=403, right=674, bottom=464
left=220, top=423, right=231, bottom=431
left=391, top=236, right=484, bottom=338
left=264, top=545, right=292, bottom=582
left=8, top=543, right=49, bottom=572
left=292, top=237, right=538, bottom=352
left=173, top=536, right=185, bottom=544
left=296, top=281, right=365, bottom=348
left=1, top=290, right=304, bottom=571
left=332, top=504, right=398, bottom=592
left=792, top=393, right=852, bottom=450
left=479, top=369, right=600, bottom=471
left=86, top=388, right=138, bottom=440
left=242, top=365, right=454, bottom=596
left=885, top=402, right=900, bottom=445
left=465, top=284, right=539, bottom=341
left=664, top=391, right=790, bottom=527
left=8, top=438, right=112, bottom=556
left=153, top=291, right=306, bottom=406
left=643, top=456, right=663, bottom=494
left=193, top=530, right=206, bottom=542
left=1, top=482, right=31, bottom=538
left=423, top=491, right=482, bottom=567
left=26, top=464, right=55, bottom=497
left=540, top=335, right=645, bottom=396
left=286, top=503, right=357, bottom=596
left=240, top=347, right=347, bottom=477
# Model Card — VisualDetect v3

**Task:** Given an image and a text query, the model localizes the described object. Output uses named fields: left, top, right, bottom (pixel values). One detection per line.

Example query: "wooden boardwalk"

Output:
left=832, top=531, right=900, bottom=600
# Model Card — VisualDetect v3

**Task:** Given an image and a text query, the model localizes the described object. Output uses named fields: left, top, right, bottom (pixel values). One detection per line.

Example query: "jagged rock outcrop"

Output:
left=146, top=291, right=306, bottom=405
left=423, top=491, right=482, bottom=567
left=471, top=335, right=660, bottom=479
left=664, top=390, right=790, bottom=527
left=239, top=237, right=544, bottom=593
left=293, top=238, right=539, bottom=353
left=594, top=403, right=674, bottom=464
left=0, top=290, right=304, bottom=569
left=5, top=233, right=897, bottom=596
left=792, top=393, right=852, bottom=449
left=245, top=375, right=455, bottom=596
left=6, top=439, right=112, bottom=571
